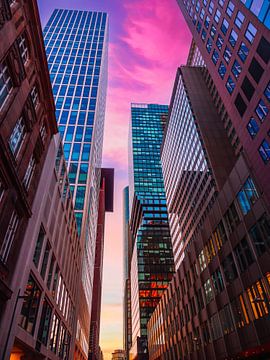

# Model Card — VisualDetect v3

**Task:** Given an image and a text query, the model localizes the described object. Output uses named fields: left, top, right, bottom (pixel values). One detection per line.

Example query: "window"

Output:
left=9, top=117, right=26, bottom=156
left=38, top=299, right=52, bottom=345
left=248, top=58, right=264, bottom=84
left=208, top=1, right=214, bottom=14
left=226, top=1, right=235, bottom=17
left=0, top=62, right=13, bottom=110
left=234, top=93, right=247, bottom=116
left=214, top=9, right=221, bottom=23
left=216, top=34, right=224, bottom=50
left=40, top=123, right=47, bottom=143
left=19, top=275, right=41, bottom=334
left=256, top=99, right=269, bottom=121
left=222, top=253, right=238, bottom=283
left=223, top=46, right=232, bottom=63
left=212, top=49, right=219, bottom=65
left=221, top=18, right=229, bottom=35
left=50, top=314, right=60, bottom=353
left=201, top=29, right=207, bottom=42
left=40, top=242, right=51, bottom=279
left=234, top=237, right=254, bottom=272
left=198, top=250, right=207, bottom=272
left=226, top=76, right=235, bottom=94
left=224, top=203, right=239, bottom=234
left=241, top=77, right=255, bottom=101
left=247, top=118, right=259, bottom=138
left=257, top=36, right=270, bottom=64
left=210, top=313, right=222, bottom=340
left=219, top=304, right=235, bottom=335
left=33, top=226, right=45, bottom=267
left=8, top=0, right=16, bottom=6
left=232, top=60, right=242, bottom=79
left=231, top=295, right=250, bottom=328
left=228, top=30, right=237, bottom=49
left=195, top=288, right=205, bottom=312
left=238, top=42, right=249, bottom=63
left=204, top=15, right=210, bottom=29
left=31, top=86, right=39, bottom=108
left=206, top=38, right=212, bottom=53
left=0, top=211, right=19, bottom=263
left=212, top=268, right=224, bottom=294
left=264, top=81, right=270, bottom=102
left=259, top=139, right=270, bottom=163
left=0, top=178, right=4, bottom=203
left=235, top=11, right=245, bottom=29
left=204, top=279, right=214, bottom=303
left=237, top=177, right=259, bottom=215
left=210, top=24, right=216, bottom=39
left=249, top=215, right=270, bottom=256
left=23, top=155, right=36, bottom=189
left=245, top=22, right=257, bottom=43
left=18, top=33, right=29, bottom=64
left=247, top=280, right=269, bottom=319
left=218, top=0, right=224, bottom=7
left=218, top=61, right=226, bottom=79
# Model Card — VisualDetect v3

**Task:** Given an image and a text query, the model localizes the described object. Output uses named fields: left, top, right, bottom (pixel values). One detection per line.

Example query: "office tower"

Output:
left=0, top=0, right=58, bottom=358
left=43, top=9, right=108, bottom=358
left=112, top=349, right=125, bottom=360
left=123, top=186, right=132, bottom=359
left=147, top=64, right=270, bottom=359
left=176, top=0, right=270, bottom=209
left=128, top=104, right=175, bottom=360
left=89, top=168, right=114, bottom=360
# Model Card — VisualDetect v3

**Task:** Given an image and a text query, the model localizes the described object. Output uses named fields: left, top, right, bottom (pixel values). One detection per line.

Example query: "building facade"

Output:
left=43, top=9, right=108, bottom=358
left=128, top=104, right=175, bottom=360
left=112, top=349, right=125, bottom=360
left=89, top=168, right=114, bottom=360
left=176, top=0, right=270, bottom=210
left=0, top=0, right=58, bottom=358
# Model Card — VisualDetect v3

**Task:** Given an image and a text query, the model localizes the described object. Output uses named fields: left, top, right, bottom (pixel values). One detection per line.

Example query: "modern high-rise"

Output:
left=176, top=0, right=270, bottom=210
left=128, top=104, right=175, bottom=360
left=43, top=9, right=108, bottom=358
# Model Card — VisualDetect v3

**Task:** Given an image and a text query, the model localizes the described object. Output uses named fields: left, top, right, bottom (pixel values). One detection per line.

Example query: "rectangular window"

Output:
left=248, top=58, right=264, bottom=84
left=247, top=117, right=259, bottom=138
left=256, top=99, right=269, bottom=121
left=198, top=250, right=207, bottom=272
left=23, top=155, right=36, bottom=190
left=40, top=241, right=51, bottom=279
left=203, top=279, right=214, bottom=304
left=245, top=22, right=257, bottom=43
left=218, top=61, right=226, bottom=79
left=31, top=86, right=39, bottom=108
left=238, top=42, right=249, bottom=63
left=208, top=1, right=214, bottom=14
left=249, top=215, right=270, bottom=256
left=0, top=177, right=4, bottom=203
left=49, top=314, right=60, bottom=353
left=231, top=295, right=250, bottom=328
left=33, top=226, right=45, bottom=267
left=47, top=255, right=55, bottom=289
left=247, top=280, right=269, bottom=319
left=210, top=24, right=216, bottom=39
left=212, top=268, right=224, bottom=294
left=259, top=139, right=270, bottom=163
left=219, top=304, right=235, bottom=335
left=19, top=275, right=41, bottom=334
left=212, top=49, right=219, bottom=65
left=216, top=34, right=224, bottom=50
left=226, top=76, right=235, bottom=94
left=37, top=299, right=52, bottom=345
left=221, top=18, right=229, bottom=35
left=204, top=15, right=210, bottom=29
left=235, top=11, right=245, bottom=29
left=234, top=237, right=254, bottom=272
left=0, top=62, right=13, bottom=110
left=9, top=117, right=26, bottom=157
left=0, top=211, right=19, bottom=263
left=229, top=29, right=238, bottom=48
left=241, top=76, right=255, bottom=101
left=206, top=38, right=213, bottom=53
left=235, top=93, right=247, bottom=116
left=222, top=253, right=238, bottom=283
left=264, top=81, right=270, bottom=101
left=237, top=177, right=259, bottom=215
left=18, top=34, right=29, bottom=64
left=224, top=46, right=232, bottom=63
left=214, top=9, right=221, bottom=23
left=232, top=60, right=242, bottom=79
left=256, top=36, right=270, bottom=64
left=226, top=1, right=235, bottom=17
left=210, top=313, right=222, bottom=340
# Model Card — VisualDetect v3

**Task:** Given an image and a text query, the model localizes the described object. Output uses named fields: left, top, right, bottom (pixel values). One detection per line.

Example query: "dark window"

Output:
left=19, top=275, right=41, bottom=334
left=38, top=299, right=52, bottom=345
left=224, top=203, right=239, bottom=234
left=40, top=242, right=51, bottom=279
left=247, top=117, right=259, bottom=138
left=33, top=226, right=45, bottom=267
left=264, top=81, right=270, bottom=102
left=241, top=77, right=255, bottom=101
left=248, top=58, right=264, bottom=84
left=234, top=93, right=247, bottom=116
left=47, top=255, right=55, bottom=289
left=201, top=321, right=211, bottom=345
left=249, top=215, right=270, bottom=256
left=222, top=253, right=238, bottom=283
left=212, top=268, right=225, bottom=294
left=234, top=237, right=254, bottom=272
left=220, top=304, right=235, bottom=335
left=257, top=36, right=270, bottom=64
left=195, top=288, right=204, bottom=312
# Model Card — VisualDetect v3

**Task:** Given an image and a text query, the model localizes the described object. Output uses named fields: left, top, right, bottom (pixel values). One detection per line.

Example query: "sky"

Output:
left=37, top=1, right=191, bottom=359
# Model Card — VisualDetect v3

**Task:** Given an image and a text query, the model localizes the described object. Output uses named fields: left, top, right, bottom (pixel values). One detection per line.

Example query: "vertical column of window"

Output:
left=0, top=211, right=19, bottom=263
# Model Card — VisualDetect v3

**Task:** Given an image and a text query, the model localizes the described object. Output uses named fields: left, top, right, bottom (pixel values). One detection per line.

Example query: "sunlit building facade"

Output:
left=128, top=104, right=175, bottom=360
left=43, top=9, right=108, bottom=358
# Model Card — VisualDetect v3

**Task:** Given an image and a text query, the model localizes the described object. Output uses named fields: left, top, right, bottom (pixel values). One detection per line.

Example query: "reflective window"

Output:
left=210, top=24, right=216, bottom=38
left=216, top=34, right=224, bottom=50
left=264, top=81, right=270, bottom=102
left=256, top=99, right=269, bottom=121
left=226, top=76, right=235, bottom=94
left=245, top=22, right=257, bottom=43
left=33, top=226, right=45, bottom=267
left=23, top=155, right=36, bottom=189
left=212, top=49, right=219, bottom=65
left=18, top=33, right=29, bottom=64
left=9, top=117, right=26, bottom=157
left=224, top=46, right=232, bottom=63
left=237, top=177, right=259, bottom=215
left=0, top=62, right=13, bottom=110
left=234, top=237, right=254, bottom=272
left=247, top=117, right=259, bottom=138
left=208, top=1, right=214, bottom=14
left=37, top=299, right=52, bottom=345
left=218, top=61, right=226, bottom=79
left=229, top=29, right=238, bottom=48
left=235, top=11, right=245, bottom=29
left=31, top=86, right=39, bottom=108
left=238, top=42, right=249, bottom=62
left=214, top=9, right=221, bottom=23
left=0, top=211, right=19, bottom=263
left=226, top=1, right=235, bottom=17
left=222, top=253, right=238, bottom=283
left=249, top=215, right=270, bottom=256
left=232, top=60, right=242, bottom=79
left=259, top=139, right=270, bottom=163
left=221, top=18, right=229, bottom=35
left=204, top=15, right=210, bottom=29
left=206, top=38, right=213, bottom=53
left=204, top=279, right=214, bottom=304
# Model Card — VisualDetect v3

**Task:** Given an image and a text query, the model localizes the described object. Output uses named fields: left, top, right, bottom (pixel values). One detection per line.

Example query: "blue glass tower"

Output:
left=43, top=9, right=108, bottom=344
left=128, top=104, right=175, bottom=360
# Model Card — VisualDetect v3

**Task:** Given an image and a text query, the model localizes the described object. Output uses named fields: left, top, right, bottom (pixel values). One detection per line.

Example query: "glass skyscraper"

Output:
left=43, top=8, right=108, bottom=319
left=128, top=104, right=175, bottom=360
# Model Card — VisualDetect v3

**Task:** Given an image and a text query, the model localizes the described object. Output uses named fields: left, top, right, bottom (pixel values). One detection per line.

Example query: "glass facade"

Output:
left=43, top=9, right=108, bottom=311
left=128, top=104, right=175, bottom=358
left=240, top=0, right=270, bottom=29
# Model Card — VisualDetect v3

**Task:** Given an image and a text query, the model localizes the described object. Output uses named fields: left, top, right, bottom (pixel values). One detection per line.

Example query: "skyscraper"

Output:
left=43, top=9, right=108, bottom=358
left=176, top=0, right=270, bottom=210
left=128, top=104, right=175, bottom=360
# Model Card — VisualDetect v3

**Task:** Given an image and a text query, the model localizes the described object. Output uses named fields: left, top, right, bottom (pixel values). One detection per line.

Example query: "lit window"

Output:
left=264, top=81, right=270, bottom=102
left=218, top=61, right=226, bottom=79
left=237, top=177, right=259, bottom=215
left=31, top=86, right=39, bottom=108
left=226, top=1, right=235, bottom=17
left=23, top=155, right=36, bottom=189
left=0, top=211, right=19, bottom=263
left=232, top=60, right=242, bottom=79
left=204, top=279, right=214, bottom=304
left=238, top=42, right=249, bottom=63
left=223, top=46, right=232, bottom=63
left=0, top=62, right=13, bottom=110
left=245, top=22, right=257, bottom=43
left=18, top=34, right=29, bottom=64
left=235, top=11, right=245, bottom=29
left=256, top=99, right=269, bottom=121
left=198, top=250, right=207, bottom=272
left=229, top=29, right=238, bottom=48
left=259, top=139, right=270, bottom=163
left=221, top=18, right=229, bottom=35
left=247, top=118, right=259, bottom=138
left=212, top=49, right=219, bottom=65
left=9, top=117, right=26, bottom=157
left=226, top=76, right=235, bottom=94
left=214, top=9, right=221, bottom=23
